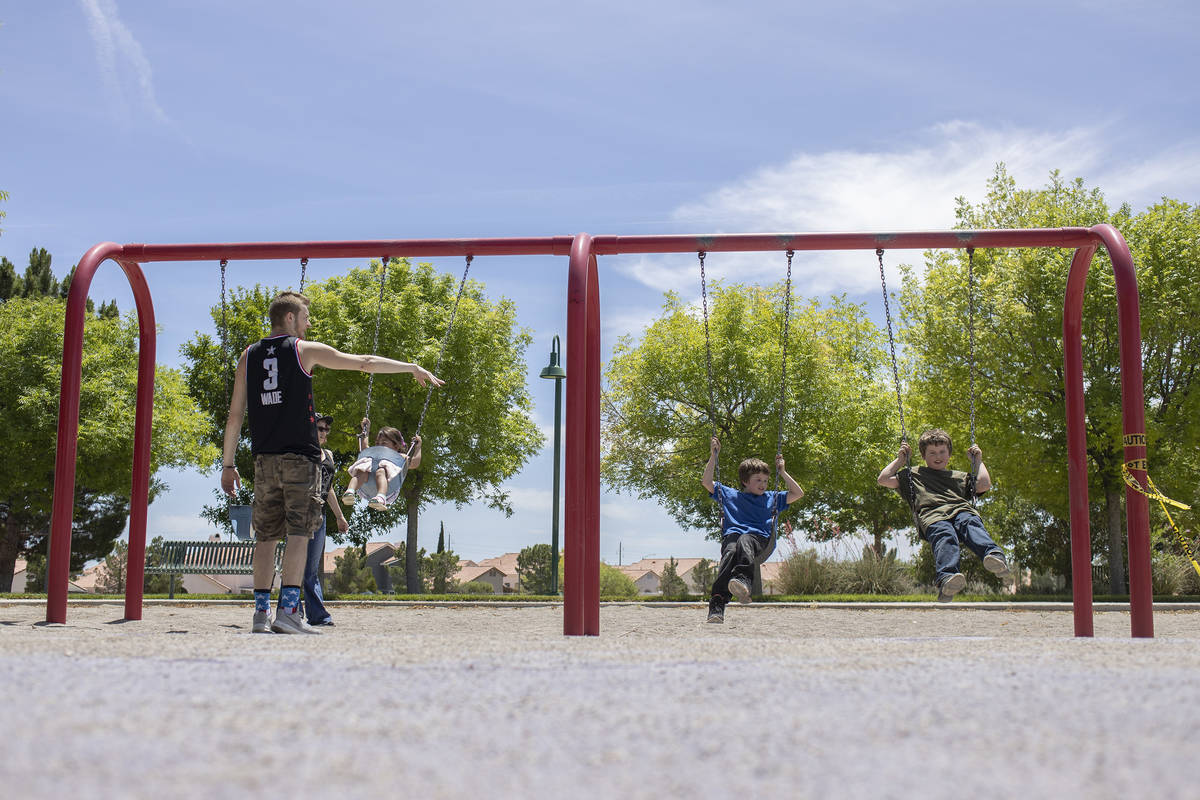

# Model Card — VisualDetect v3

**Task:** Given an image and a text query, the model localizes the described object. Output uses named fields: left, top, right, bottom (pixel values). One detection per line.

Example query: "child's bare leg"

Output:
left=373, top=466, right=388, bottom=499
left=343, top=470, right=364, bottom=505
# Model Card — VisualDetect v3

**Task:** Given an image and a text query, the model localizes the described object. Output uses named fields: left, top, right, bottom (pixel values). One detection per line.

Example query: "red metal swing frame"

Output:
left=46, top=225, right=1151, bottom=637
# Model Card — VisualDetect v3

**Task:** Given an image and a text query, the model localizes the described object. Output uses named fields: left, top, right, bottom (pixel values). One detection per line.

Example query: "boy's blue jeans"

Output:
left=301, top=518, right=332, bottom=624
left=926, top=511, right=1002, bottom=586
left=711, top=532, right=767, bottom=602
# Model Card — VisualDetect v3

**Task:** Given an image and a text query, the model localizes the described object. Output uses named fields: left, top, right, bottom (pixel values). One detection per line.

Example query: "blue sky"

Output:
left=3, top=1, right=1199, bottom=565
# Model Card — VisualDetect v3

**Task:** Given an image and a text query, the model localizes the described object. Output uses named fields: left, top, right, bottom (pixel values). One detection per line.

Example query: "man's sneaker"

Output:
left=707, top=601, right=725, bottom=624
left=341, top=490, right=356, bottom=507
left=368, top=494, right=387, bottom=511
left=936, top=572, right=967, bottom=603
left=983, top=552, right=1012, bottom=578
left=271, top=610, right=321, bottom=635
left=728, top=577, right=752, bottom=605
left=252, top=610, right=273, bottom=633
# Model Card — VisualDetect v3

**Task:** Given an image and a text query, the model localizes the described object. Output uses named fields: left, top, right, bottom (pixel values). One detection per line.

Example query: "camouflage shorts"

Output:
left=252, top=453, right=323, bottom=541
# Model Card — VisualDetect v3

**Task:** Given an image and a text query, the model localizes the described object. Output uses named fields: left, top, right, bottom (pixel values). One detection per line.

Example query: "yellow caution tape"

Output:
left=1121, top=460, right=1199, bottom=579
left=1123, top=433, right=1147, bottom=446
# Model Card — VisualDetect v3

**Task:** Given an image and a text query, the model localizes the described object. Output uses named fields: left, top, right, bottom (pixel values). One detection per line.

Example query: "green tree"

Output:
left=690, top=557, right=715, bottom=594
left=0, top=257, right=16, bottom=301
left=20, top=248, right=56, bottom=298
left=599, top=563, right=638, bottom=599
left=180, top=260, right=544, bottom=592
left=329, top=547, right=377, bottom=594
left=385, top=542, right=427, bottom=593
left=603, top=282, right=909, bottom=553
left=426, top=549, right=458, bottom=593
left=660, top=557, right=688, bottom=598
left=94, top=540, right=129, bottom=594
left=516, top=543, right=554, bottom=594
left=0, top=296, right=215, bottom=591
left=901, top=166, right=1200, bottom=585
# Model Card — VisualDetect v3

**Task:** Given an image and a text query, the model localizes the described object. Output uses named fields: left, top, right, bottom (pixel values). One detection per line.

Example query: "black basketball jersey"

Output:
left=245, top=334, right=320, bottom=462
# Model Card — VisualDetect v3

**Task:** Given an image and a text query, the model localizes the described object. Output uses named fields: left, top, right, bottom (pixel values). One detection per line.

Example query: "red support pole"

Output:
left=1091, top=224, right=1153, bottom=637
left=48, top=243, right=122, bottom=622
left=1063, top=245, right=1097, bottom=637
left=563, top=234, right=593, bottom=635
left=584, top=249, right=601, bottom=635
left=120, top=260, right=157, bottom=621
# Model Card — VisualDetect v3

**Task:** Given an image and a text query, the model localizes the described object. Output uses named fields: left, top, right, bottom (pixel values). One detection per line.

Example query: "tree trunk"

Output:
left=0, top=513, right=21, bottom=593
left=405, top=482, right=422, bottom=594
left=1107, top=487, right=1126, bottom=595
left=873, top=526, right=885, bottom=557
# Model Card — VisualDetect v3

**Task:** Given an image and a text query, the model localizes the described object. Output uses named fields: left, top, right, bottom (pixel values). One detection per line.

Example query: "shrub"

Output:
left=599, top=563, right=638, bottom=599
left=838, top=546, right=915, bottom=595
left=778, top=548, right=838, bottom=595
left=459, top=580, right=497, bottom=595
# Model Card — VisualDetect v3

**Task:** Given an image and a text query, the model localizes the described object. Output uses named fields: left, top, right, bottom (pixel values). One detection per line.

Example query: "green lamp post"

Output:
left=539, top=335, right=566, bottom=594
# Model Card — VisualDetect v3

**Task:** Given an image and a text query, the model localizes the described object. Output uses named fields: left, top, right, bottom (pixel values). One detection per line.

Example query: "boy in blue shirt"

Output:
left=702, top=437, right=804, bottom=623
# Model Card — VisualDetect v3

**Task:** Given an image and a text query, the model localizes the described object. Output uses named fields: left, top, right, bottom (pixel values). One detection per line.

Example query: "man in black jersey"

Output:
left=220, top=291, right=442, bottom=634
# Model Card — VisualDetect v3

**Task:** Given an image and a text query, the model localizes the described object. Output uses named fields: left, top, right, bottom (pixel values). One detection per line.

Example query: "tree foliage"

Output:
left=901, top=166, right=1200, bottom=581
left=602, top=281, right=911, bottom=553
left=329, top=547, right=377, bottom=594
left=659, top=557, right=688, bottom=598
left=689, top=557, right=715, bottom=594
left=0, top=292, right=214, bottom=591
left=516, top=542, right=554, bottom=594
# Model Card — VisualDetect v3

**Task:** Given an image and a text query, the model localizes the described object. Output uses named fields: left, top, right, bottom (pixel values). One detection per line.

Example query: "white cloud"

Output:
left=614, top=121, right=1200, bottom=301
left=502, top=486, right=553, bottom=514
left=80, top=0, right=169, bottom=124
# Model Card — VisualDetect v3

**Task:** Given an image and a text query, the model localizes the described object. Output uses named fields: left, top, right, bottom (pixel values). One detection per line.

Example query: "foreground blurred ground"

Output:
left=3, top=601, right=1197, bottom=799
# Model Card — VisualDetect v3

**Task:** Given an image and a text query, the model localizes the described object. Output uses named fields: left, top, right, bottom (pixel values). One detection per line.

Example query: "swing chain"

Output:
left=769, top=250, right=795, bottom=557
left=776, top=250, right=793, bottom=463
left=299, top=257, right=309, bottom=294
left=413, top=254, right=472, bottom=444
left=220, top=259, right=231, bottom=408
left=363, top=256, right=390, bottom=433
left=967, top=247, right=976, bottom=449
left=699, top=249, right=720, bottom=453
left=877, top=248, right=908, bottom=444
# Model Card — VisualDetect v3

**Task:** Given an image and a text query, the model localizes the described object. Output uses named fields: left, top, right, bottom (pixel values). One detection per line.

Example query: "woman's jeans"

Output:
left=301, top=518, right=332, bottom=624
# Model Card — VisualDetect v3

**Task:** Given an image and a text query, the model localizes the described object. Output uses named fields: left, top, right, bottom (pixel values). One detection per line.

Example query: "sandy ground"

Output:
left=2, top=600, right=1198, bottom=800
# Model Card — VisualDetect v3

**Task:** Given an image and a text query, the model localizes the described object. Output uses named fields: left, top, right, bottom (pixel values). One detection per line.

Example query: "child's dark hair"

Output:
left=737, top=457, right=770, bottom=487
left=918, top=428, right=953, bottom=457
left=377, top=426, right=407, bottom=450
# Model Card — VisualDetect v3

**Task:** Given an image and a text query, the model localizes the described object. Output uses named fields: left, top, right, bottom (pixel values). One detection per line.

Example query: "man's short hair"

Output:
left=737, top=457, right=770, bottom=487
left=268, top=291, right=310, bottom=327
left=918, top=428, right=953, bottom=457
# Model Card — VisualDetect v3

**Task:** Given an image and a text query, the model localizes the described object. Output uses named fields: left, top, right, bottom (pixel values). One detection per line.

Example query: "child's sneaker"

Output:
left=252, top=610, right=273, bottom=633
left=936, top=572, right=966, bottom=603
left=341, top=490, right=356, bottom=507
left=706, top=599, right=726, bottom=624
left=271, top=610, right=320, bottom=635
left=983, top=551, right=1012, bottom=578
left=728, top=577, right=752, bottom=605
left=368, top=494, right=387, bottom=511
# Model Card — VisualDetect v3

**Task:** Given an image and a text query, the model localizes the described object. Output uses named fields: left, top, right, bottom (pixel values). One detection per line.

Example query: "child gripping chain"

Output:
left=877, top=428, right=1011, bottom=602
left=701, top=437, right=804, bottom=623
left=342, top=416, right=422, bottom=510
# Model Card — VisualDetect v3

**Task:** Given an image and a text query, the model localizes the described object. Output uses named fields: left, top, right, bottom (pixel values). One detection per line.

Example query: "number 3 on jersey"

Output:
left=260, top=357, right=282, bottom=405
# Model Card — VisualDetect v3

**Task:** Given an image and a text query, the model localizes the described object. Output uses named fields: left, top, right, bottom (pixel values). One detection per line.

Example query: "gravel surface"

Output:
left=3, top=601, right=1198, bottom=799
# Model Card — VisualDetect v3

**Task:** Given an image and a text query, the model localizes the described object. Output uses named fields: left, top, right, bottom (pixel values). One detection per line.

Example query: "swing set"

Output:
left=46, top=227, right=1164, bottom=639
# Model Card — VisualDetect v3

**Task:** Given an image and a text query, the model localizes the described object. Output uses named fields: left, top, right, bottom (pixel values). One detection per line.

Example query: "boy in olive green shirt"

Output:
left=877, top=428, right=1010, bottom=602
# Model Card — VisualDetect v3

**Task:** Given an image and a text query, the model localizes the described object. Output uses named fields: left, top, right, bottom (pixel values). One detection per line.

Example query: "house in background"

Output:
left=453, top=561, right=507, bottom=594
